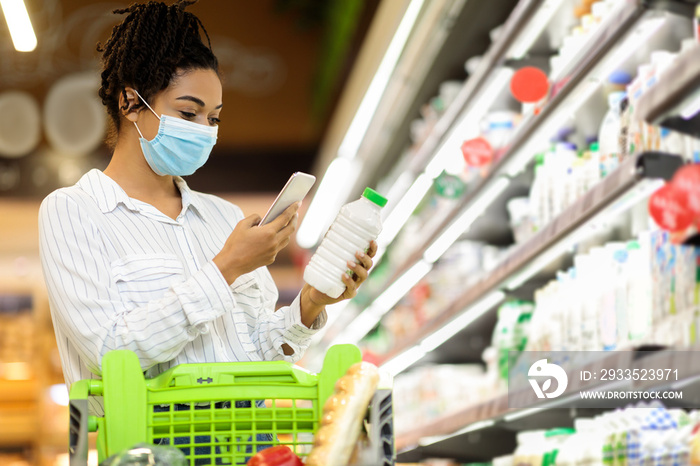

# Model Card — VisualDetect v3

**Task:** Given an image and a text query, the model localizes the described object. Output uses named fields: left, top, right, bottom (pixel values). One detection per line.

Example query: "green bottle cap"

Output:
left=362, top=187, right=388, bottom=207
left=545, top=428, right=575, bottom=437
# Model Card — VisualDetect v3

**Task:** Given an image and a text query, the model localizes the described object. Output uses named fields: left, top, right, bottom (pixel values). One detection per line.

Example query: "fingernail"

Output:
left=358, top=251, right=365, bottom=258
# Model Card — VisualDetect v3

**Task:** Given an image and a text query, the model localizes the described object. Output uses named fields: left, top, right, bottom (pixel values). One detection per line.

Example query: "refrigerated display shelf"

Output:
left=396, top=346, right=700, bottom=462
left=376, top=151, right=683, bottom=367
left=405, top=0, right=544, bottom=174
left=313, top=0, right=693, bottom=357
left=637, top=42, right=700, bottom=137
left=381, top=0, right=646, bottom=283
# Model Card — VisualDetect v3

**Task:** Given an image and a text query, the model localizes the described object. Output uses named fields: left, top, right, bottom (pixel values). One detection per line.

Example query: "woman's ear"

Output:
left=119, top=87, right=142, bottom=123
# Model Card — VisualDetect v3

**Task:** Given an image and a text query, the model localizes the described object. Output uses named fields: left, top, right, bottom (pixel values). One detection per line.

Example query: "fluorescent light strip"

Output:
left=506, top=0, right=565, bottom=59
left=503, top=406, right=545, bottom=422
left=420, top=291, right=506, bottom=352
left=423, top=177, right=510, bottom=263
left=603, top=178, right=664, bottom=220
left=0, top=0, right=37, bottom=52
left=419, top=419, right=496, bottom=446
left=332, top=260, right=433, bottom=345
left=680, top=89, right=700, bottom=120
left=377, top=173, right=433, bottom=248
left=425, top=68, right=514, bottom=179
left=373, top=260, right=432, bottom=312
left=338, top=0, right=426, bottom=159
left=380, top=345, right=427, bottom=377
left=297, top=158, right=360, bottom=248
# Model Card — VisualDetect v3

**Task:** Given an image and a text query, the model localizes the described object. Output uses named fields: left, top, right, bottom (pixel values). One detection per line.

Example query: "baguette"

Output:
left=305, top=362, right=379, bottom=466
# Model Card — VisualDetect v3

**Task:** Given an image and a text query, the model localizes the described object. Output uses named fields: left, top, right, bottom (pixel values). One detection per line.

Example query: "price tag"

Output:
left=461, top=137, right=493, bottom=167
left=648, top=183, right=693, bottom=232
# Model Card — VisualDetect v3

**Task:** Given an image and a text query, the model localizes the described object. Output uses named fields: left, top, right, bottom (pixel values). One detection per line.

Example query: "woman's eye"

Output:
left=209, top=117, right=221, bottom=125
left=180, top=111, right=196, bottom=119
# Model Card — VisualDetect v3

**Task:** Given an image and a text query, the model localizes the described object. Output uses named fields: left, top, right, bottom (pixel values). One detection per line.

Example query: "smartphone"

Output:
left=259, top=172, right=316, bottom=226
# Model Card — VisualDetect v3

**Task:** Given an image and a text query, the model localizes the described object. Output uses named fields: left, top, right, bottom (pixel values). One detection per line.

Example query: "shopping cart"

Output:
left=68, top=344, right=394, bottom=465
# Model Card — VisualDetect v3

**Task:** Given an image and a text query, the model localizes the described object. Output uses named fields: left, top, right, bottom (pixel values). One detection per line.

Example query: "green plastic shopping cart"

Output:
left=68, top=344, right=394, bottom=465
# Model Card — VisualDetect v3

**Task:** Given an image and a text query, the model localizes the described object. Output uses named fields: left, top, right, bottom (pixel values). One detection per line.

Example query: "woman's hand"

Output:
left=299, top=240, right=377, bottom=327
left=214, top=203, right=299, bottom=284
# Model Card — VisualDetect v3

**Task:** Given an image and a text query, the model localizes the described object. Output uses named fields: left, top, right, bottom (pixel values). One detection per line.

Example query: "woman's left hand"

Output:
left=300, top=241, right=377, bottom=322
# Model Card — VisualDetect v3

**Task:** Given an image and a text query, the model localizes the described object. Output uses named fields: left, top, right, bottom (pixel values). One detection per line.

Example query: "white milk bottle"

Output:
left=303, top=188, right=387, bottom=298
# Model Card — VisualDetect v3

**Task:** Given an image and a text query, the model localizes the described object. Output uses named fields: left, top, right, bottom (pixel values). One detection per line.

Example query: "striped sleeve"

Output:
left=243, top=266, right=325, bottom=363
left=38, top=192, right=235, bottom=374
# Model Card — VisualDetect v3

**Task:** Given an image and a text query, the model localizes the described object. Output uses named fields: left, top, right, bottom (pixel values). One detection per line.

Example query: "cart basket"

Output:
left=68, top=344, right=392, bottom=465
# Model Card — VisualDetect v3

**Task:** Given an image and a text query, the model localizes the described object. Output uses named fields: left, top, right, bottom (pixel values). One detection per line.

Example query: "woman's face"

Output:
left=136, top=67, right=223, bottom=140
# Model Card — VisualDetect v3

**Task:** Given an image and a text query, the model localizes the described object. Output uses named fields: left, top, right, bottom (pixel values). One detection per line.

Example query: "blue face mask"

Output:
left=133, top=90, right=218, bottom=176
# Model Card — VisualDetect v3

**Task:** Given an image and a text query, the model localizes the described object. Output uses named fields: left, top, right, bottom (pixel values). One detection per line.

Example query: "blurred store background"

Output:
left=7, top=0, right=700, bottom=464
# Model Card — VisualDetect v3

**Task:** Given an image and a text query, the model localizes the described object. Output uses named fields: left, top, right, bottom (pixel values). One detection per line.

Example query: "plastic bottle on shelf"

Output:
left=625, top=68, right=646, bottom=156
left=575, top=418, right=606, bottom=466
left=611, top=244, right=630, bottom=350
left=580, top=252, right=602, bottom=350
left=492, top=301, right=522, bottom=383
left=303, top=188, right=387, bottom=298
left=583, top=142, right=603, bottom=192
left=551, top=143, right=577, bottom=217
left=691, top=423, right=700, bottom=466
left=604, top=70, right=632, bottom=97
left=625, top=237, right=653, bottom=343
left=513, top=301, right=534, bottom=352
left=513, top=431, right=538, bottom=466
left=598, top=244, right=623, bottom=351
left=542, top=428, right=575, bottom=466
left=529, top=153, right=547, bottom=231
left=599, top=91, right=626, bottom=176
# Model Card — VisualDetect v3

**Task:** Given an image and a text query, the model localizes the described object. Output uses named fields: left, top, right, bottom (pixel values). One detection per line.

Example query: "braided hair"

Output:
left=97, top=0, right=218, bottom=147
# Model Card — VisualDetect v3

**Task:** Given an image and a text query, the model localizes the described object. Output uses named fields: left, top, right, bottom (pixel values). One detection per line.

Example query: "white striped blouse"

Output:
left=39, top=169, right=324, bottom=414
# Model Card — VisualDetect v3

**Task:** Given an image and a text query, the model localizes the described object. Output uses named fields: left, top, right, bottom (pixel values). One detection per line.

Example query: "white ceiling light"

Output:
left=338, top=0, right=427, bottom=160
left=423, top=177, right=509, bottom=263
left=300, top=0, right=426, bottom=248
left=376, top=173, right=433, bottom=248
left=425, top=68, right=514, bottom=179
left=0, top=0, right=37, bottom=52
left=296, top=157, right=361, bottom=248
left=419, top=290, right=506, bottom=352
left=380, top=345, right=427, bottom=377
left=332, top=259, right=432, bottom=345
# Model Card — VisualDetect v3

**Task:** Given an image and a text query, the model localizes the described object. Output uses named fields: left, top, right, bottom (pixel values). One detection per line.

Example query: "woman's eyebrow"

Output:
left=176, top=95, right=223, bottom=109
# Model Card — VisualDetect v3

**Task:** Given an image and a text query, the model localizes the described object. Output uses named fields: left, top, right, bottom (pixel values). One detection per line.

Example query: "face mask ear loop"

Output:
left=132, top=89, right=160, bottom=140
left=133, top=121, right=145, bottom=139
left=133, top=89, right=161, bottom=121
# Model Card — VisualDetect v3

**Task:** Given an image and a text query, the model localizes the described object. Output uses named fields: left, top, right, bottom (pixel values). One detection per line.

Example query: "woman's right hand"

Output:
left=213, top=202, right=299, bottom=284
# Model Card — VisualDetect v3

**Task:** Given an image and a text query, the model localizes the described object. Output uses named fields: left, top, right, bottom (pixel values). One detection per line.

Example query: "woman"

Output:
left=38, top=0, right=375, bottom=419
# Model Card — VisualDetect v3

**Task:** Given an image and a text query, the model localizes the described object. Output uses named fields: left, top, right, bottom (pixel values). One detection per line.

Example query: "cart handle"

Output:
left=69, top=380, right=101, bottom=466
left=150, top=359, right=317, bottom=390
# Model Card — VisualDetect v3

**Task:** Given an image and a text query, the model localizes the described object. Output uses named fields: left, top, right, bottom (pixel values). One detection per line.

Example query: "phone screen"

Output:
left=259, top=172, right=316, bottom=225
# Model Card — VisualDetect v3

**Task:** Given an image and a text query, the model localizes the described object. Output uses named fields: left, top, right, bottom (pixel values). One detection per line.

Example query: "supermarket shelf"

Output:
left=405, top=0, right=545, bottom=174
left=377, top=152, right=683, bottom=367
left=396, top=348, right=700, bottom=462
left=387, top=0, right=645, bottom=284
left=310, top=1, right=656, bottom=355
left=637, top=42, right=700, bottom=137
